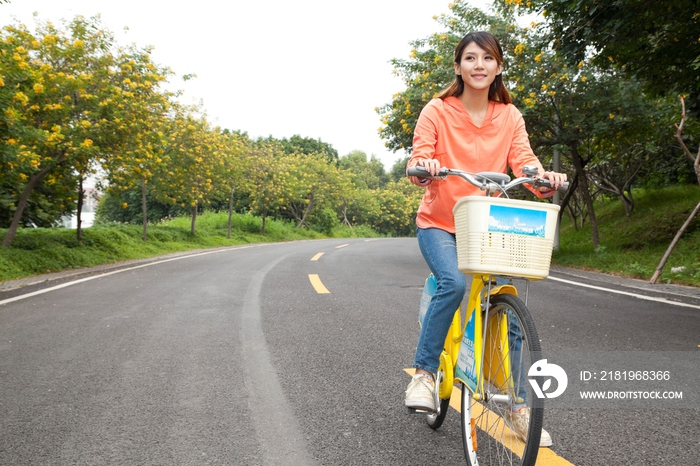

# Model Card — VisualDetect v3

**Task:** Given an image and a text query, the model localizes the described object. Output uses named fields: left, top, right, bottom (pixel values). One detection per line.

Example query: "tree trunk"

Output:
left=261, top=212, right=267, bottom=235
left=227, top=187, right=235, bottom=239
left=621, top=190, right=634, bottom=217
left=341, top=198, right=354, bottom=231
left=296, top=193, right=315, bottom=229
left=570, top=145, right=601, bottom=249
left=673, top=96, right=700, bottom=187
left=651, top=98, right=700, bottom=283
left=191, top=201, right=198, bottom=235
left=141, top=177, right=148, bottom=241
left=76, top=176, right=84, bottom=243
left=2, top=164, right=54, bottom=247
left=650, top=201, right=700, bottom=284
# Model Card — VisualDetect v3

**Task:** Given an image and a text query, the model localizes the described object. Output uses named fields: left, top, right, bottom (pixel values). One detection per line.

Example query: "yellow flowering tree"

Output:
left=370, top=178, right=424, bottom=236
left=98, top=43, right=173, bottom=241
left=154, top=111, right=223, bottom=235
left=218, top=129, right=251, bottom=239
left=245, top=139, right=294, bottom=234
left=284, top=152, right=350, bottom=230
left=0, top=15, right=171, bottom=246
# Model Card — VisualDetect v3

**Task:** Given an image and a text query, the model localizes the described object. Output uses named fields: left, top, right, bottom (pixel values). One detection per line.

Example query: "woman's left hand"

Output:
left=538, top=171, right=567, bottom=192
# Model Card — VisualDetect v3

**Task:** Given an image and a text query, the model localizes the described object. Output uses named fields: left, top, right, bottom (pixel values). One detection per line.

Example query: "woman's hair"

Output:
left=437, top=31, right=511, bottom=104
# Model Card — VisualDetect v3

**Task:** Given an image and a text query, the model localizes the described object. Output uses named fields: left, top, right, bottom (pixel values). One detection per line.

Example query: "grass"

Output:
left=553, top=184, right=700, bottom=287
left=2, top=185, right=699, bottom=287
left=0, top=212, right=380, bottom=283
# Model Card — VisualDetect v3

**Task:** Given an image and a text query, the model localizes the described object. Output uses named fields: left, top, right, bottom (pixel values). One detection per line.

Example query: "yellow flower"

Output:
left=13, top=91, right=29, bottom=105
left=122, top=203, right=128, bottom=208
left=541, top=84, right=548, bottom=91
left=581, top=76, right=587, bottom=82
left=609, top=114, right=615, bottom=119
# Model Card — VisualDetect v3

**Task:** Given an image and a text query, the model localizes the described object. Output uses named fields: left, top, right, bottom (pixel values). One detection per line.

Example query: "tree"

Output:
left=389, top=155, right=411, bottom=182
left=154, top=111, right=224, bottom=235
left=370, top=178, right=424, bottom=236
left=519, top=0, right=700, bottom=115
left=501, top=9, right=680, bottom=247
left=278, top=134, right=338, bottom=164
left=651, top=97, right=700, bottom=283
left=218, top=130, right=250, bottom=239
left=338, top=150, right=389, bottom=189
left=1, top=15, right=170, bottom=246
left=99, top=42, right=173, bottom=241
left=94, top=186, right=185, bottom=224
left=245, top=140, right=290, bottom=234
left=1, top=17, right=106, bottom=245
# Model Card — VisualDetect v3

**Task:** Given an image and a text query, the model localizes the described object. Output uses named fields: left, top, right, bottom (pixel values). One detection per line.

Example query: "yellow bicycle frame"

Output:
left=438, top=274, right=519, bottom=401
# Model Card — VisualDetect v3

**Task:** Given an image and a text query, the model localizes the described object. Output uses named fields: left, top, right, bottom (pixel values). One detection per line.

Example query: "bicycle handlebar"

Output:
left=406, top=165, right=569, bottom=197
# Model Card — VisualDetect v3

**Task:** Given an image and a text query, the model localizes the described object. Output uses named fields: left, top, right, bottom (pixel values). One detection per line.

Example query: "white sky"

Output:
left=3, top=0, right=493, bottom=170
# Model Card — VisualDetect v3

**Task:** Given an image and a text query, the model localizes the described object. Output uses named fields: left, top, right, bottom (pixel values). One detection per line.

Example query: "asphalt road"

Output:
left=1, top=238, right=699, bottom=465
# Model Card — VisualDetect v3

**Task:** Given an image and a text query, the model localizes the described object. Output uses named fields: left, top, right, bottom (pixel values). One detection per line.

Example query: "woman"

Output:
left=404, top=31, right=566, bottom=447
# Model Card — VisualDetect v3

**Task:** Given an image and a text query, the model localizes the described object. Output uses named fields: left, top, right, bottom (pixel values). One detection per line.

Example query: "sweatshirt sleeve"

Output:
left=407, top=100, right=440, bottom=169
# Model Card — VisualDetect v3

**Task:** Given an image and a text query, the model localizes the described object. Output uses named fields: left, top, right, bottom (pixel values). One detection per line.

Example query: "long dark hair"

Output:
left=437, top=31, right=511, bottom=104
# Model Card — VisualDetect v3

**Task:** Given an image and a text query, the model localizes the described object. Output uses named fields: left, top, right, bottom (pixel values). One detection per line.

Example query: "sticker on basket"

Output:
left=488, top=205, right=547, bottom=238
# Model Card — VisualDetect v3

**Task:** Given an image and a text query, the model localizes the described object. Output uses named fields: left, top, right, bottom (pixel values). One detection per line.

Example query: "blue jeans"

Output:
left=414, top=227, right=528, bottom=402
left=414, top=228, right=467, bottom=374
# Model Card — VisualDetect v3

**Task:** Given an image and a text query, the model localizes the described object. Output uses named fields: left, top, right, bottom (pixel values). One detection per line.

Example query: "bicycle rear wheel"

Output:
left=461, top=294, right=543, bottom=466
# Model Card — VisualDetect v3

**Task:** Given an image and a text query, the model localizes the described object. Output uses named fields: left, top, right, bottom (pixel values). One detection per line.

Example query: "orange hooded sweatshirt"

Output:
left=407, top=96, right=547, bottom=233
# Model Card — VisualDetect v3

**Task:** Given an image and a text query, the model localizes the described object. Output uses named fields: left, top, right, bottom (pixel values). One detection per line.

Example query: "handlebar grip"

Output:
left=406, top=166, right=430, bottom=178
left=406, top=166, right=449, bottom=178
left=536, top=179, right=570, bottom=193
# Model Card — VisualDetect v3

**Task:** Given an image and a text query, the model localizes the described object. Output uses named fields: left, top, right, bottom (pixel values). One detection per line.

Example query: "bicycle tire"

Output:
left=460, top=294, right=543, bottom=466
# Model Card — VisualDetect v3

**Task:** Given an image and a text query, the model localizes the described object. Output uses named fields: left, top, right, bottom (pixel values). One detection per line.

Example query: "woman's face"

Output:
left=454, top=41, right=502, bottom=92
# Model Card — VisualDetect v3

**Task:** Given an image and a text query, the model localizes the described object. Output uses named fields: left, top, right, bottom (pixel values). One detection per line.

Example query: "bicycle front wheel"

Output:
left=460, top=294, right=543, bottom=466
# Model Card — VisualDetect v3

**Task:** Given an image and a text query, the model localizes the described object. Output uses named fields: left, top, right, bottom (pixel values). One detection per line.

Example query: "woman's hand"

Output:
left=538, top=171, right=568, bottom=194
left=407, top=159, right=442, bottom=187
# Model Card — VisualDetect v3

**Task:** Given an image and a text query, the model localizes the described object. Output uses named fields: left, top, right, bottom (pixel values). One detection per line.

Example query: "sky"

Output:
left=3, top=0, right=494, bottom=171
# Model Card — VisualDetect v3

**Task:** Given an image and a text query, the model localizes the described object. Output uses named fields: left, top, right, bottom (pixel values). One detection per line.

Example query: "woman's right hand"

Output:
left=407, top=159, right=442, bottom=186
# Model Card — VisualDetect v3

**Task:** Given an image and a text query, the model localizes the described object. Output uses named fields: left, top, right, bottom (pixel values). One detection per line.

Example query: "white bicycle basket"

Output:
left=453, top=196, right=560, bottom=280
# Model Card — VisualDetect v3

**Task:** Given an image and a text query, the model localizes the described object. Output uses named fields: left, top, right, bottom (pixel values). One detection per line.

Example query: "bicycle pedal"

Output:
left=406, top=407, right=434, bottom=415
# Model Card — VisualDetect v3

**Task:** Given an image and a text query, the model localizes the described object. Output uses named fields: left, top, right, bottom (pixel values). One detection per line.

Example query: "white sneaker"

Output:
left=405, top=373, right=436, bottom=412
left=504, top=407, right=553, bottom=447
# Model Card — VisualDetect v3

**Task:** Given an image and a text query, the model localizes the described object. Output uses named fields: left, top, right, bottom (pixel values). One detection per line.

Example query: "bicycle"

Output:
left=406, top=165, right=567, bottom=466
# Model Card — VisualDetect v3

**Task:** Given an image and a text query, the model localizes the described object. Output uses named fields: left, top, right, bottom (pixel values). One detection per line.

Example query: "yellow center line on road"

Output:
left=335, top=244, right=349, bottom=249
left=308, top=274, right=330, bottom=294
left=311, top=252, right=324, bottom=261
left=403, top=369, right=575, bottom=465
